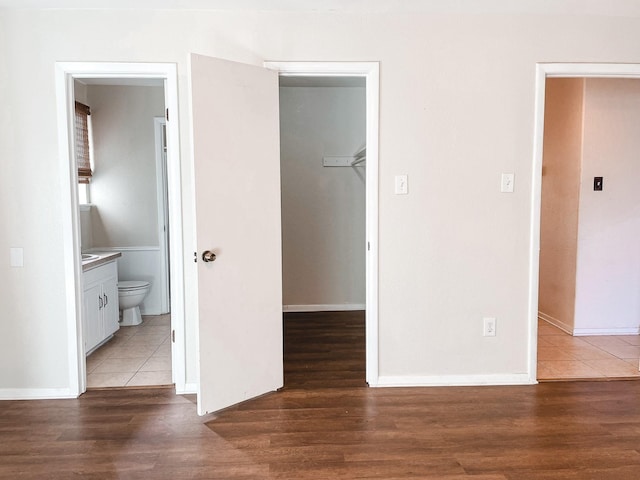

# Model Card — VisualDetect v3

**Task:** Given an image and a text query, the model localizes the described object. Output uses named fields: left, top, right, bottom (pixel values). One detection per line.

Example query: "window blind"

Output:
left=75, top=101, right=92, bottom=184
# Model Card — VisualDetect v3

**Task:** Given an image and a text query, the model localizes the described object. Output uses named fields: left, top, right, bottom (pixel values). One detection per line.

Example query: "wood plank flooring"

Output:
left=2, top=312, right=640, bottom=479
left=284, top=311, right=366, bottom=389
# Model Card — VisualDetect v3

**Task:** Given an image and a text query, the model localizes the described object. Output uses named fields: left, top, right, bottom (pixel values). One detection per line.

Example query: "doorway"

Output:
left=530, top=64, right=640, bottom=382
left=78, top=80, right=171, bottom=388
left=268, top=61, right=380, bottom=387
left=278, top=75, right=367, bottom=388
left=55, top=62, right=186, bottom=396
left=190, top=57, right=379, bottom=414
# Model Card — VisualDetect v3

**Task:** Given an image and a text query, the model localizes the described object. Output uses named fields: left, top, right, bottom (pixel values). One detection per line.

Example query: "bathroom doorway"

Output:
left=56, top=62, right=186, bottom=396
left=77, top=79, right=173, bottom=388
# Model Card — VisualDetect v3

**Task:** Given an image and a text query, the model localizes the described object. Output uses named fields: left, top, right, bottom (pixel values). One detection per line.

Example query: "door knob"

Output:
left=202, top=250, right=217, bottom=263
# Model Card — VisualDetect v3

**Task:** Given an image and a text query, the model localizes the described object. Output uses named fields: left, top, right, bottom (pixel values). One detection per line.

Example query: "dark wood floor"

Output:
left=284, top=310, right=366, bottom=389
left=3, top=312, right=640, bottom=479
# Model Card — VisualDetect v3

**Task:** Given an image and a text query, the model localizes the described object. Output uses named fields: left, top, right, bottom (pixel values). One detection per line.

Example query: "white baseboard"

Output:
left=539, top=311, right=640, bottom=336
left=538, top=311, right=572, bottom=334
left=0, top=388, right=78, bottom=400
left=176, top=382, right=198, bottom=395
left=283, top=304, right=365, bottom=313
left=375, top=373, right=536, bottom=388
left=573, top=327, right=640, bottom=336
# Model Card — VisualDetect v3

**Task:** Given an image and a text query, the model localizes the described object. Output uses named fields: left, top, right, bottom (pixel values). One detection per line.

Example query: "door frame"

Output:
left=154, top=117, right=171, bottom=314
left=55, top=62, right=186, bottom=395
left=265, top=61, right=380, bottom=386
left=529, top=62, right=640, bottom=381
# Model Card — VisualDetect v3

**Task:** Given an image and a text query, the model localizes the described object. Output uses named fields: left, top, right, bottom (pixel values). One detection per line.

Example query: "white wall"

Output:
left=538, top=78, right=584, bottom=333
left=86, top=85, right=164, bottom=247
left=574, top=78, right=640, bottom=335
left=3, top=4, right=640, bottom=395
left=280, top=86, right=366, bottom=310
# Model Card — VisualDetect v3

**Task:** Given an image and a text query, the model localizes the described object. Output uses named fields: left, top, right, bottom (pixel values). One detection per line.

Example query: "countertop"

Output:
left=82, top=251, right=122, bottom=272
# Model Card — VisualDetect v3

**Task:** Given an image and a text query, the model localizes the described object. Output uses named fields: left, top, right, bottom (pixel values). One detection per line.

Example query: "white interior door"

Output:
left=191, top=53, right=283, bottom=415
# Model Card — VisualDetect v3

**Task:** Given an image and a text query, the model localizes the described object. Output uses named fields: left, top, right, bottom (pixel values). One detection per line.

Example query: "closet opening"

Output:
left=278, top=75, right=368, bottom=388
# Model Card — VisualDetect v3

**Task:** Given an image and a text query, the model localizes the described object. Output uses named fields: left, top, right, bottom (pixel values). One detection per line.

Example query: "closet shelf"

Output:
left=322, top=146, right=366, bottom=168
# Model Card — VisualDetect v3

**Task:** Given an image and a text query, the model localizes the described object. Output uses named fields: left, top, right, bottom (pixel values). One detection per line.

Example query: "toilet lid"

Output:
left=118, top=280, right=150, bottom=291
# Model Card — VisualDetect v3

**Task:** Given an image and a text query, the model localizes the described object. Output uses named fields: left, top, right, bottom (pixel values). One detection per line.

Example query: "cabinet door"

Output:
left=83, top=283, right=104, bottom=352
left=102, top=275, right=119, bottom=338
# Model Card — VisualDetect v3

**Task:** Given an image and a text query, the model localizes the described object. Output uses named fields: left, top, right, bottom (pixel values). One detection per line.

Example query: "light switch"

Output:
left=501, top=173, right=514, bottom=193
left=10, top=247, right=23, bottom=268
left=395, top=174, right=408, bottom=195
left=594, top=177, right=603, bottom=191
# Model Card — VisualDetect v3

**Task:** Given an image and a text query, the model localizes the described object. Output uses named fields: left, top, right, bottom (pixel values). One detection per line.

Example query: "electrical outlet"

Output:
left=483, top=317, right=496, bottom=337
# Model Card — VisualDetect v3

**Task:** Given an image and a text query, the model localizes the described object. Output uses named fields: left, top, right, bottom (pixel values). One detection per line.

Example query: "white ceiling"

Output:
left=2, top=0, right=640, bottom=16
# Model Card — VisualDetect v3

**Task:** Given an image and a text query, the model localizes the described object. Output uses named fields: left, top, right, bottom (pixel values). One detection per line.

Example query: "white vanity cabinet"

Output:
left=83, top=260, right=119, bottom=354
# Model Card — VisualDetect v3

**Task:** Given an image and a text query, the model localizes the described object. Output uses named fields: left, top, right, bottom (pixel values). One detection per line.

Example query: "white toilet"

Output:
left=118, top=280, right=151, bottom=326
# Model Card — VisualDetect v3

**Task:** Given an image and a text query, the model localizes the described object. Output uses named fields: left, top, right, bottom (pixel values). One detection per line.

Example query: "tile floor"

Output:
left=86, top=314, right=172, bottom=388
left=538, top=319, right=640, bottom=381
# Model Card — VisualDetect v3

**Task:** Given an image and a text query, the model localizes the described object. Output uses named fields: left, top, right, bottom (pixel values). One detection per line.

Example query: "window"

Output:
left=75, top=101, right=92, bottom=184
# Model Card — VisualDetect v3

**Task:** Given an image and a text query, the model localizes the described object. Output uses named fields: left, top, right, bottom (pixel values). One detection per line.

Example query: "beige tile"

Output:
left=595, top=344, right=640, bottom=360
left=139, top=325, right=171, bottom=336
left=583, top=359, right=640, bottom=377
left=86, top=344, right=113, bottom=362
left=87, top=372, right=134, bottom=388
left=539, top=360, right=603, bottom=379
left=103, top=334, right=130, bottom=347
left=86, top=354, right=106, bottom=374
left=124, top=334, right=168, bottom=347
left=139, top=356, right=172, bottom=372
left=537, top=337, right=556, bottom=347
left=541, top=335, right=590, bottom=348
left=114, top=326, right=137, bottom=337
left=126, top=371, right=173, bottom=387
left=563, top=345, right=618, bottom=361
left=537, top=346, right=577, bottom=361
left=618, top=335, right=640, bottom=346
left=83, top=314, right=173, bottom=388
left=152, top=342, right=172, bottom=357
left=538, top=323, right=566, bottom=336
left=537, top=361, right=560, bottom=380
left=107, top=345, right=160, bottom=358
left=581, top=336, right=630, bottom=348
left=623, top=358, right=640, bottom=367
left=143, top=315, right=171, bottom=326
left=92, top=356, right=148, bottom=374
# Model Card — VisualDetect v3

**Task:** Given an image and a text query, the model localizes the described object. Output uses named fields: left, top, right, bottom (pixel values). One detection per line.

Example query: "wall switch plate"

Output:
left=501, top=173, right=514, bottom=193
left=483, top=317, right=496, bottom=337
left=395, top=174, right=408, bottom=195
left=594, top=176, right=603, bottom=191
left=10, top=247, right=23, bottom=268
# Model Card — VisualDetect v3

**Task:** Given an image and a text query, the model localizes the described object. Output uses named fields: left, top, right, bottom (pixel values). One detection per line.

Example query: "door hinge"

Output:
left=194, top=251, right=197, bottom=263
left=166, top=108, right=169, bottom=121
left=368, top=241, right=370, bottom=251
left=172, top=330, right=176, bottom=343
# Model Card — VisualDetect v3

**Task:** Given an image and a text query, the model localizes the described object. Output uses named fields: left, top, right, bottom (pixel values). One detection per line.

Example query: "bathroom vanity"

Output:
left=82, top=252, right=121, bottom=354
